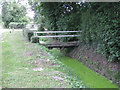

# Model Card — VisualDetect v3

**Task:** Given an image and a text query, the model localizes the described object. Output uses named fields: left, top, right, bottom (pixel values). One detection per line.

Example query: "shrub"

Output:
left=29, top=2, right=120, bottom=62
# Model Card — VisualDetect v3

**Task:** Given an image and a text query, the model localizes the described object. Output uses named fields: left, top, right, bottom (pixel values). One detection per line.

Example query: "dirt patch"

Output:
left=51, top=76, right=64, bottom=81
left=33, top=67, right=44, bottom=71
left=69, top=45, right=120, bottom=86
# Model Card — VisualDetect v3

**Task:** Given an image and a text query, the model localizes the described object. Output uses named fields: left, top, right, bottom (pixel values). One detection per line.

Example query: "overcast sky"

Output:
left=19, top=0, right=35, bottom=19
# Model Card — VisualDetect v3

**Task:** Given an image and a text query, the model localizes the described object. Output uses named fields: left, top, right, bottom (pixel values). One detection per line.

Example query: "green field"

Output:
left=1, top=31, right=85, bottom=88
left=1, top=31, right=119, bottom=88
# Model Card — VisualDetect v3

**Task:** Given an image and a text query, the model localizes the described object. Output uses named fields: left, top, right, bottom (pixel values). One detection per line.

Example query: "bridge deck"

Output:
left=34, top=35, right=80, bottom=38
left=35, top=31, right=81, bottom=34
left=39, top=41, right=79, bottom=48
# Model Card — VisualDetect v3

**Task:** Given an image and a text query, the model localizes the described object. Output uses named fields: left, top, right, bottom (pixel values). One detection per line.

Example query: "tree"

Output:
left=2, top=1, right=29, bottom=28
left=29, top=2, right=120, bottom=62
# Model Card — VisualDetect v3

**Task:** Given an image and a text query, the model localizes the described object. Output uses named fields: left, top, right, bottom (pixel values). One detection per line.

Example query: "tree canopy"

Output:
left=2, top=1, right=29, bottom=28
left=29, top=2, right=120, bottom=62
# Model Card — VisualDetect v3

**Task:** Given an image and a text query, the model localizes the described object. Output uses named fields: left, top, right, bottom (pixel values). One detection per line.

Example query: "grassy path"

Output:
left=0, top=59, right=1, bottom=89
left=2, top=31, right=80, bottom=88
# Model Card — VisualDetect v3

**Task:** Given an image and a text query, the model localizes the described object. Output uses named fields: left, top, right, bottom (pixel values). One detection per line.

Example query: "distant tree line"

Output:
left=29, top=2, right=120, bottom=62
left=2, top=1, right=30, bottom=28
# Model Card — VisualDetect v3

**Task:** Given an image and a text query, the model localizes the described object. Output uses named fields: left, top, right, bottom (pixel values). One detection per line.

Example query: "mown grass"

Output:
left=0, top=34, right=2, bottom=89
left=1, top=31, right=86, bottom=88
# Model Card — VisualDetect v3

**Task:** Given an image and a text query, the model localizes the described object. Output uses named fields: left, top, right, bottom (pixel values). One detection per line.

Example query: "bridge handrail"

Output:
left=34, top=31, right=82, bottom=34
left=33, top=35, right=80, bottom=38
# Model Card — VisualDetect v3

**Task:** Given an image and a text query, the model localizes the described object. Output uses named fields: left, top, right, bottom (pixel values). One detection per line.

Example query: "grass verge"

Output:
left=2, top=31, right=86, bottom=88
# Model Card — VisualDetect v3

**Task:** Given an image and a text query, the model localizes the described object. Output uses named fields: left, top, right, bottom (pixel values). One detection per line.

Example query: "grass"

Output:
left=1, top=31, right=86, bottom=88
left=39, top=37, right=53, bottom=43
left=60, top=57, right=118, bottom=88
left=2, top=31, right=119, bottom=88
left=0, top=34, right=2, bottom=89
left=50, top=48, right=119, bottom=88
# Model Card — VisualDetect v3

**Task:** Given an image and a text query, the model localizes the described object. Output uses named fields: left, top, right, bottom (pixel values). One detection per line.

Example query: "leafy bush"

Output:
left=31, top=37, right=39, bottom=43
left=2, top=1, right=29, bottom=28
left=79, top=3, right=120, bottom=62
left=29, top=2, right=120, bottom=62
left=9, top=22, right=27, bottom=29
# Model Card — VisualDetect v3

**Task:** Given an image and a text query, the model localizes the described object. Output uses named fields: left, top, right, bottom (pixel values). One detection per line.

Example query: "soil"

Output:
left=69, top=45, right=120, bottom=87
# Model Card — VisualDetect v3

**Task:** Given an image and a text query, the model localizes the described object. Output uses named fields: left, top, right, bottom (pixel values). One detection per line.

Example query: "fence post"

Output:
left=34, top=32, right=36, bottom=37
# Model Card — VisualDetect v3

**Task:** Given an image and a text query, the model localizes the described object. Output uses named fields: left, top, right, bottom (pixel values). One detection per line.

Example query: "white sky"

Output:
left=19, top=0, right=35, bottom=19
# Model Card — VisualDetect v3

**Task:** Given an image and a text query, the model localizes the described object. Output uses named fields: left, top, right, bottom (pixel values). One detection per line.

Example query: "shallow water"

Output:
left=51, top=48, right=118, bottom=88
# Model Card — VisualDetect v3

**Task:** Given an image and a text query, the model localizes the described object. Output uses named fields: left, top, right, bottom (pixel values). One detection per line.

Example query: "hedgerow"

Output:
left=29, top=2, right=120, bottom=62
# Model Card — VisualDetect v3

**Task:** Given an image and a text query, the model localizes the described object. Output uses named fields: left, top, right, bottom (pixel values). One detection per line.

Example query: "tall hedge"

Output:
left=29, top=2, right=120, bottom=62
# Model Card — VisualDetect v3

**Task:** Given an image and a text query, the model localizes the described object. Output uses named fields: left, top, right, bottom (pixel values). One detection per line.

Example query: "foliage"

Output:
left=79, top=3, right=120, bottom=62
left=29, top=2, right=120, bottom=62
left=0, top=14, right=3, bottom=24
left=2, top=1, right=29, bottom=28
left=9, top=22, right=27, bottom=28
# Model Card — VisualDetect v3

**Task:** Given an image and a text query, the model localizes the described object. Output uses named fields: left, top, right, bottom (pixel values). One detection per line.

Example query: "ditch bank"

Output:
left=68, top=44, right=120, bottom=87
left=51, top=48, right=118, bottom=88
